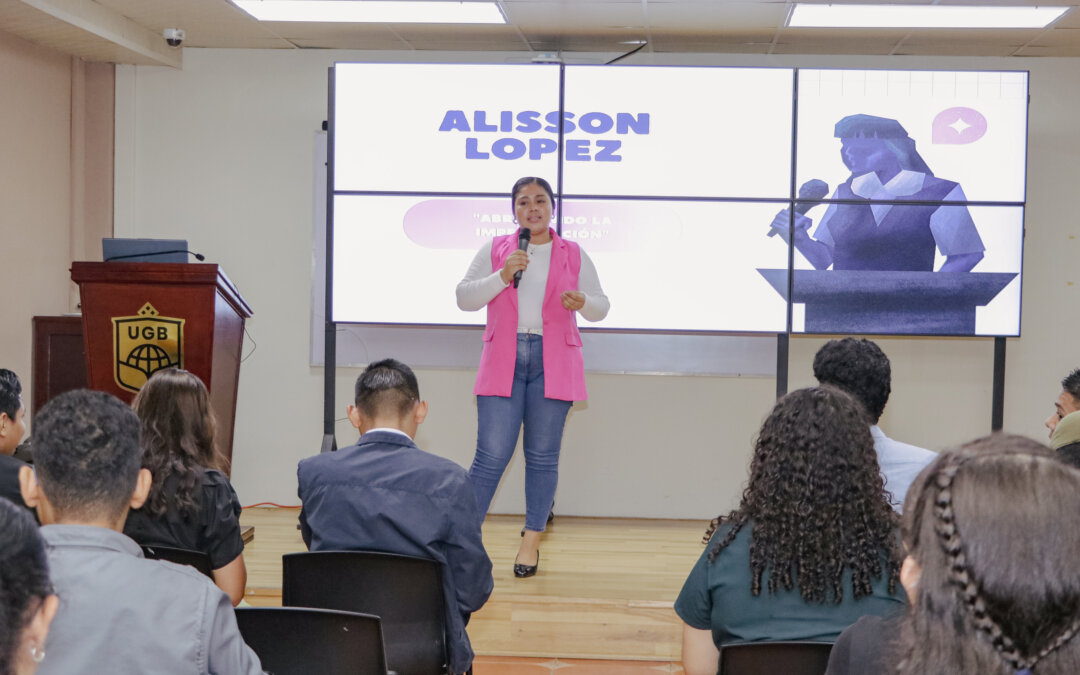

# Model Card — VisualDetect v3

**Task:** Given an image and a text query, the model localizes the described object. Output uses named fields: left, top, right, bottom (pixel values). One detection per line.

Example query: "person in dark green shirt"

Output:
left=675, top=386, right=906, bottom=675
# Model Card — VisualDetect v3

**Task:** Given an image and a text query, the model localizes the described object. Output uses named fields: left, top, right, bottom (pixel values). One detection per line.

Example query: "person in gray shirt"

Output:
left=18, top=389, right=265, bottom=675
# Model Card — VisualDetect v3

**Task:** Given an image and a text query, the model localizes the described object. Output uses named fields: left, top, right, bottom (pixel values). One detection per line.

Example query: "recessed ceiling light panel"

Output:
left=788, top=4, right=1069, bottom=29
left=234, top=0, right=508, bottom=24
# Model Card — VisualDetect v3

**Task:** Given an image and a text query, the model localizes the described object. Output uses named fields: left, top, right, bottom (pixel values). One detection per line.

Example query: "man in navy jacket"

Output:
left=298, top=358, right=493, bottom=675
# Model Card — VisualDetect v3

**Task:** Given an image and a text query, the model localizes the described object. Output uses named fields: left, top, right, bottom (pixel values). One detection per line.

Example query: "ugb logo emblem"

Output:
left=112, top=302, right=185, bottom=393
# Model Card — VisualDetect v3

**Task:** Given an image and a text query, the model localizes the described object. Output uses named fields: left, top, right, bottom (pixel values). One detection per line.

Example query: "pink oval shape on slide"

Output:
left=403, top=198, right=681, bottom=252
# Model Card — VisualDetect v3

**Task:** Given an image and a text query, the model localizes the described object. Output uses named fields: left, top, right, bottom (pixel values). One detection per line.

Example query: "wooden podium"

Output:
left=70, top=262, right=253, bottom=470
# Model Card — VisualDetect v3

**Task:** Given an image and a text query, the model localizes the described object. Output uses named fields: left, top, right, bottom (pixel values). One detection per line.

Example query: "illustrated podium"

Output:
left=758, top=269, right=1018, bottom=334
left=70, top=262, right=253, bottom=470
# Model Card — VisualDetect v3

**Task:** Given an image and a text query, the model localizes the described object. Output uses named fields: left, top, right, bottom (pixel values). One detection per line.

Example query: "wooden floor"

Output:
left=239, top=507, right=707, bottom=662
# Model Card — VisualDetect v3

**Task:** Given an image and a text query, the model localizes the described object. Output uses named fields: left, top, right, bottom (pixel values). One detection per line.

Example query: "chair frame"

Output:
left=282, top=550, right=451, bottom=675
left=718, top=640, right=834, bottom=675
left=234, top=605, right=390, bottom=675
left=139, top=544, right=214, bottom=579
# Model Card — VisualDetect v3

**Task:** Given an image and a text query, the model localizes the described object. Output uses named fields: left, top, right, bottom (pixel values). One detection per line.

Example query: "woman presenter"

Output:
left=456, top=176, right=609, bottom=578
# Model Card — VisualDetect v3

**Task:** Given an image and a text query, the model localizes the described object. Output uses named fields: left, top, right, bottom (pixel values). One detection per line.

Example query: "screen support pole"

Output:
left=991, top=336, right=1006, bottom=432
left=776, top=333, right=789, bottom=399
left=775, top=71, right=796, bottom=402
left=322, top=70, right=338, bottom=453
left=322, top=327, right=337, bottom=452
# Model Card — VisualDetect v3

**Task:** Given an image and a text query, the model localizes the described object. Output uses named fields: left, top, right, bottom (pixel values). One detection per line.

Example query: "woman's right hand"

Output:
left=500, top=249, right=529, bottom=285
left=768, top=209, right=813, bottom=244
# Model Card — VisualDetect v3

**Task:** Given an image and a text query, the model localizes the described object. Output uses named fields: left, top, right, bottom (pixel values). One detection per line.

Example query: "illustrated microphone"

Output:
left=768, top=179, right=830, bottom=237
left=104, top=249, right=206, bottom=262
left=512, top=227, right=531, bottom=289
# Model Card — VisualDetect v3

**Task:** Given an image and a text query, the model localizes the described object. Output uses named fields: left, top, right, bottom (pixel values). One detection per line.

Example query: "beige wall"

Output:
left=109, top=49, right=1080, bottom=519
left=0, top=28, right=114, bottom=421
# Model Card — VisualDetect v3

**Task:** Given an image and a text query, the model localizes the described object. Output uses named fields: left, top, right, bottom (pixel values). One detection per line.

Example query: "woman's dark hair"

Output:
left=0, top=500, right=52, bottom=675
left=834, top=114, right=933, bottom=175
left=0, top=369, right=21, bottom=420
left=132, top=368, right=226, bottom=517
left=895, top=435, right=1080, bottom=675
left=511, top=176, right=556, bottom=213
left=703, top=385, right=900, bottom=604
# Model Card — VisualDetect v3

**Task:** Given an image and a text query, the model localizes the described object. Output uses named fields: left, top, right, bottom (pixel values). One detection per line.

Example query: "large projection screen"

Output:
left=329, top=64, right=1027, bottom=338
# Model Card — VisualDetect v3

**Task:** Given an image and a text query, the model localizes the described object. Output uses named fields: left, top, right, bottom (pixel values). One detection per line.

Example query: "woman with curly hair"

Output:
left=676, top=386, right=905, bottom=675
left=825, top=435, right=1080, bottom=675
left=0, top=499, right=57, bottom=675
left=122, top=368, right=247, bottom=605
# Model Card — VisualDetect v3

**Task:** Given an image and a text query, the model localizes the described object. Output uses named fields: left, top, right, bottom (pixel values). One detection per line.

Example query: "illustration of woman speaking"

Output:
left=770, top=114, right=984, bottom=273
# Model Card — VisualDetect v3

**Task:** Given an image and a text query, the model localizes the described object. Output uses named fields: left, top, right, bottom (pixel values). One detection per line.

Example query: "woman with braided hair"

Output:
left=676, top=386, right=906, bottom=675
left=826, top=435, right=1080, bottom=675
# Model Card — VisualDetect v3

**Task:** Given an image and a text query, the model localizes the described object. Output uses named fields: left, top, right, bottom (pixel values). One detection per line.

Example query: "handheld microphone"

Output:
left=768, top=179, right=830, bottom=237
left=104, top=249, right=206, bottom=262
left=512, top=227, right=531, bottom=289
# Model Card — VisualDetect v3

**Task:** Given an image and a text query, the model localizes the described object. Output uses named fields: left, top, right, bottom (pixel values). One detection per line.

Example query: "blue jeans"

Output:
left=469, top=334, right=572, bottom=533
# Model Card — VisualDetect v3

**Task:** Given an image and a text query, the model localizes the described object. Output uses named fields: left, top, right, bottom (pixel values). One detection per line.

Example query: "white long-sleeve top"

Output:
left=455, top=240, right=610, bottom=332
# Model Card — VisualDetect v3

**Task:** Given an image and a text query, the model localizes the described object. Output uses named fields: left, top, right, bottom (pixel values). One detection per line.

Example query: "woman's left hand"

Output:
left=561, top=291, right=585, bottom=312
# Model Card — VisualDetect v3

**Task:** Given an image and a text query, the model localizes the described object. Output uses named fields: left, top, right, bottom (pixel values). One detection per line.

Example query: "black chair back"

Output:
left=140, top=544, right=214, bottom=579
left=235, top=606, right=388, bottom=675
left=282, top=551, right=447, bottom=675
left=719, top=641, right=834, bottom=675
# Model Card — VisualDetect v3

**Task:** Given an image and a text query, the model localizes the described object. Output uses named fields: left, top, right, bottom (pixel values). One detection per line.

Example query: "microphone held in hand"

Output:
left=512, top=227, right=531, bottom=289
left=768, top=179, right=830, bottom=237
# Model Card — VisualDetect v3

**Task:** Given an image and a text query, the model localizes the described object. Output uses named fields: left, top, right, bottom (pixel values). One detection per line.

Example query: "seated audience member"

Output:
left=122, top=369, right=247, bottom=605
left=676, top=386, right=906, bottom=675
left=0, top=369, right=31, bottom=511
left=825, top=435, right=1080, bottom=675
left=1050, top=410, right=1080, bottom=468
left=298, top=358, right=492, bottom=675
left=813, top=338, right=936, bottom=512
left=18, top=389, right=265, bottom=675
left=1044, top=367, right=1080, bottom=437
left=0, top=499, right=57, bottom=675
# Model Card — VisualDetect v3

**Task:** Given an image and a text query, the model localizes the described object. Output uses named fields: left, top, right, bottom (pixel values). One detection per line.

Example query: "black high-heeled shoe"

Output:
left=514, top=551, right=539, bottom=578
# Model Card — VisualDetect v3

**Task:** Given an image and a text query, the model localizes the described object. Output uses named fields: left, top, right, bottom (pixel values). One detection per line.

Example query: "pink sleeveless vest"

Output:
left=473, top=230, right=586, bottom=402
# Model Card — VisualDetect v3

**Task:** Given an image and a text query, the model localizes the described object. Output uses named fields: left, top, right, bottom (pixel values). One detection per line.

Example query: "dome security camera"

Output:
left=163, top=28, right=185, bottom=47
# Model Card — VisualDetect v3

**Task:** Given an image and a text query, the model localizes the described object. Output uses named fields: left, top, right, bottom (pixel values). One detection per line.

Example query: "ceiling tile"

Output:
left=266, top=23, right=401, bottom=41
left=647, top=1, right=789, bottom=32
left=504, top=0, right=646, bottom=33
left=1023, top=26, right=1080, bottom=46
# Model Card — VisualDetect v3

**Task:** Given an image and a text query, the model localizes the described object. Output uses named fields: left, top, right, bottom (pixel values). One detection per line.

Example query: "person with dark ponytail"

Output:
left=676, top=386, right=905, bottom=674
left=0, top=499, right=57, bottom=675
left=825, top=435, right=1080, bottom=675
left=122, top=368, right=248, bottom=605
